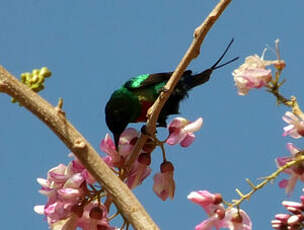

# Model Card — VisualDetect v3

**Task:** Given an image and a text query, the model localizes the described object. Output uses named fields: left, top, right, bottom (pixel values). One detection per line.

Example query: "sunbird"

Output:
left=105, top=39, right=238, bottom=147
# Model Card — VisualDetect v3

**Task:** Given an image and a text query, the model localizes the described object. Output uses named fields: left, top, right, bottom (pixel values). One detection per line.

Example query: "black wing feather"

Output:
left=124, top=71, right=192, bottom=90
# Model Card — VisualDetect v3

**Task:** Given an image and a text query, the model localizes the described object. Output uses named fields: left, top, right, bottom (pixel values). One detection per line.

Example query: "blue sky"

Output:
left=1, top=0, right=304, bottom=229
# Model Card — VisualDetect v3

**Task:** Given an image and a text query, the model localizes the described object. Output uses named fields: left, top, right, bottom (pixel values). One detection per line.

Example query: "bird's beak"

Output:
left=114, top=133, right=120, bottom=151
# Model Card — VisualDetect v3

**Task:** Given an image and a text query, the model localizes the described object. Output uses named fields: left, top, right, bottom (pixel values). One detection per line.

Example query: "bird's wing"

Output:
left=124, top=71, right=192, bottom=90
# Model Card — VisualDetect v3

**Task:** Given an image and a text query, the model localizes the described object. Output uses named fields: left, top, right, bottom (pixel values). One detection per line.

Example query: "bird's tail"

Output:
left=184, top=38, right=239, bottom=90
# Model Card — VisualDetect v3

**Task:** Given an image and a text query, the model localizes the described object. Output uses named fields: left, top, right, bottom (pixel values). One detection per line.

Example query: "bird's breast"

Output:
left=135, top=100, right=153, bottom=122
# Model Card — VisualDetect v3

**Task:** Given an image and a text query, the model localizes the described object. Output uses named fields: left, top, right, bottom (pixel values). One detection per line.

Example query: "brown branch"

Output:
left=126, top=0, right=232, bottom=168
left=0, top=66, right=158, bottom=230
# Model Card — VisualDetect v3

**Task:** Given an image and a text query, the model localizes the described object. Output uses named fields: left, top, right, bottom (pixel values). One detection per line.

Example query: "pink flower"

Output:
left=35, top=154, right=118, bottom=229
left=153, top=161, right=175, bottom=201
left=34, top=163, right=86, bottom=225
left=166, top=117, right=203, bottom=147
left=77, top=202, right=115, bottom=230
left=282, top=111, right=304, bottom=139
left=271, top=190, right=304, bottom=229
left=223, top=208, right=252, bottom=230
left=100, top=134, right=123, bottom=167
left=276, top=143, right=304, bottom=195
left=100, top=128, right=153, bottom=190
left=188, top=190, right=224, bottom=215
left=271, top=213, right=290, bottom=230
left=100, top=128, right=138, bottom=167
left=188, top=190, right=252, bottom=230
left=188, top=191, right=226, bottom=230
left=232, top=55, right=272, bottom=95
left=126, top=153, right=152, bottom=189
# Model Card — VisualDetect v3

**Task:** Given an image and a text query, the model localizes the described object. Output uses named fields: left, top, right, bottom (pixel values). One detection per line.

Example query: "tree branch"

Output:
left=0, top=66, right=159, bottom=230
left=126, top=0, right=232, bottom=168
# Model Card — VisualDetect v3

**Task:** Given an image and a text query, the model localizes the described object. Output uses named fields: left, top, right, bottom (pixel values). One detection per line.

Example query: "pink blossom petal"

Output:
left=58, top=188, right=81, bottom=200
left=126, top=161, right=151, bottom=189
left=34, top=205, right=45, bottom=215
left=183, top=117, right=203, bottom=133
left=82, top=170, right=96, bottom=185
left=286, top=143, right=300, bottom=156
left=275, top=213, right=290, bottom=221
left=37, top=178, right=49, bottom=188
left=279, top=179, right=288, bottom=188
left=166, top=130, right=186, bottom=145
left=100, top=134, right=121, bottom=165
left=48, top=164, right=68, bottom=183
left=195, top=217, right=218, bottom=230
left=285, top=174, right=298, bottom=195
left=69, top=158, right=85, bottom=174
left=223, top=208, right=252, bottom=230
left=275, top=157, right=291, bottom=168
left=119, top=128, right=138, bottom=144
left=187, top=190, right=215, bottom=206
left=180, top=133, right=195, bottom=147
left=64, top=173, right=84, bottom=188
left=100, top=134, right=117, bottom=155
left=153, top=171, right=175, bottom=201
left=168, top=117, right=189, bottom=129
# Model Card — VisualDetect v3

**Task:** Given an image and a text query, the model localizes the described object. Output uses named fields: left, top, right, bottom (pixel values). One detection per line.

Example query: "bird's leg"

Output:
left=140, top=125, right=168, bottom=161
left=140, top=124, right=153, bottom=136
left=141, top=125, right=165, bottom=147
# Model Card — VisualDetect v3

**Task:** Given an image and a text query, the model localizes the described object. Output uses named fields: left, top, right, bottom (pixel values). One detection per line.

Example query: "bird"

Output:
left=105, top=39, right=238, bottom=148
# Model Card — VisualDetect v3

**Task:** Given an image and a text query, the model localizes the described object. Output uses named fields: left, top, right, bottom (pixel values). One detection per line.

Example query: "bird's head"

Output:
left=105, top=88, right=141, bottom=149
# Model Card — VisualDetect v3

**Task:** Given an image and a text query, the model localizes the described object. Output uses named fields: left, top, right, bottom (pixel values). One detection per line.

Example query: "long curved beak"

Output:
left=114, top=133, right=120, bottom=150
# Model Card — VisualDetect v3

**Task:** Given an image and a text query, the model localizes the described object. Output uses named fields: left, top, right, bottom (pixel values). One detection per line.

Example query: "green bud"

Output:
left=39, top=67, right=51, bottom=78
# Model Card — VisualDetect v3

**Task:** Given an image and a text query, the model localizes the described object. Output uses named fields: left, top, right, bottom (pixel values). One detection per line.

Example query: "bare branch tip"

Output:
left=73, top=138, right=87, bottom=150
left=55, top=98, right=66, bottom=116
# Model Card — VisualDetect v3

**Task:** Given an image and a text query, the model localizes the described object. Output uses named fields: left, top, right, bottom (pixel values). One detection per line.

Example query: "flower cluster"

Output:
left=233, top=40, right=304, bottom=230
left=232, top=54, right=272, bottom=95
left=188, top=190, right=252, bottom=230
left=100, top=117, right=203, bottom=201
left=232, top=40, right=285, bottom=96
left=34, top=155, right=115, bottom=230
left=272, top=190, right=304, bottom=230
left=35, top=116, right=203, bottom=229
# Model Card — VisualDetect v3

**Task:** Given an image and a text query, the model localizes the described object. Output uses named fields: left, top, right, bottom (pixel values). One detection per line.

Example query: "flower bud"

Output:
left=231, top=213, right=243, bottom=223
left=213, top=193, right=223, bottom=205
left=215, top=208, right=225, bottom=220
left=89, top=207, right=104, bottom=220
left=160, top=161, right=174, bottom=173
left=138, top=153, right=151, bottom=166
left=273, top=61, right=286, bottom=71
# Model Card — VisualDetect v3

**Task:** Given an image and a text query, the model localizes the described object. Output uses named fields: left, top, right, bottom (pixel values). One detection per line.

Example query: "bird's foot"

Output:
left=141, top=125, right=165, bottom=147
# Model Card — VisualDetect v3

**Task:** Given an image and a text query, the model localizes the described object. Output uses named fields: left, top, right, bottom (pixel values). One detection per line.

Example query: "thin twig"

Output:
left=228, top=154, right=304, bottom=208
